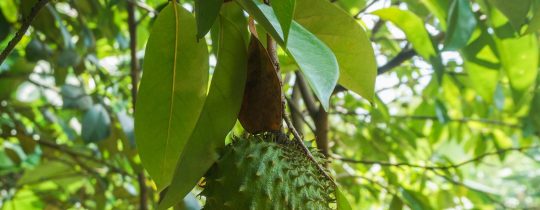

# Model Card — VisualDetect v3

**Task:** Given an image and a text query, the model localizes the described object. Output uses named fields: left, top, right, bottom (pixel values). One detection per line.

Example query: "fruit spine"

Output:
left=202, top=133, right=336, bottom=210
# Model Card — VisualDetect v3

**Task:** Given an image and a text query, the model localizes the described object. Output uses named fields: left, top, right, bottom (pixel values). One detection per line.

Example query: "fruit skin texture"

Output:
left=201, top=134, right=336, bottom=210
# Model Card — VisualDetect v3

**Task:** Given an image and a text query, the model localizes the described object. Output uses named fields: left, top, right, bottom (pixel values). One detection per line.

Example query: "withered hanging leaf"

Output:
left=238, top=35, right=282, bottom=133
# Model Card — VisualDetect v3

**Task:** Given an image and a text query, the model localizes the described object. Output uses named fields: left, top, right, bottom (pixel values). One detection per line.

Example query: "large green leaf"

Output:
left=496, top=34, right=538, bottom=103
left=461, top=26, right=501, bottom=102
left=135, top=2, right=209, bottom=190
left=272, top=0, right=295, bottom=43
left=294, top=0, right=376, bottom=100
left=236, top=0, right=339, bottom=110
left=444, top=0, right=476, bottom=51
left=373, top=7, right=436, bottom=60
left=158, top=4, right=248, bottom=209
left=336, top=188, right=353, bottom=210
left=195, top=0, right=223, bottom=39
left=488, top=0, right=531, bottom=30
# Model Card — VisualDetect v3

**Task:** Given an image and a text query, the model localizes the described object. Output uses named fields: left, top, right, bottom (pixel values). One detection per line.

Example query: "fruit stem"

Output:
left=262, top=0, right=336, bottom=188
left=283, top=111, right=337, bottom=188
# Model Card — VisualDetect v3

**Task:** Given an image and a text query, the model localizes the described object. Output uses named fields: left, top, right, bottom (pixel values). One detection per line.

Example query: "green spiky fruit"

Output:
left=201, top=134, right=336, bottom=210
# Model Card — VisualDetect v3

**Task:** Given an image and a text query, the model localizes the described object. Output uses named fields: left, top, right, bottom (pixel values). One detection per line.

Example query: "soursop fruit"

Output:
left=201, top=134, right=336, bottom=210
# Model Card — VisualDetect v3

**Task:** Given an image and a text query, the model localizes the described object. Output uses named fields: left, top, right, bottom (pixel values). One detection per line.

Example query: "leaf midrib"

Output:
left=162, top=1, right=179, bottom=180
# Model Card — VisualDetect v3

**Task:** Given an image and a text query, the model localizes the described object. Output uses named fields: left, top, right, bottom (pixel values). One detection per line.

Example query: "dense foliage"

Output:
left=1, top=0, right=540, bottom=209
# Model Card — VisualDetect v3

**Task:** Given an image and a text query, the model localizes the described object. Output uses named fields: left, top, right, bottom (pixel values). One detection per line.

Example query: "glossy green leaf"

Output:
left=81, top=104, right=111, bottom=143
left=294, top=0, right=376, bottom=100
left=336, top=188, right=352, bottom=210
left=488, top=0, right=531, bottom=30
left=236, top=0, right=339, bottom=110
left=272, top=0, right=295, bottom=43
left=158, top=4, right=248, bottom=209
left=373, top=7, right=437, bottom=60
left=444, top=0, right=476, bottom=51
left=496, top=34, right=538, bottom=103
left=195, top=0, right=223, bottom=39
left=461, top=26, right=501, bottom=102
left=135, top=2, right=209, bottom=190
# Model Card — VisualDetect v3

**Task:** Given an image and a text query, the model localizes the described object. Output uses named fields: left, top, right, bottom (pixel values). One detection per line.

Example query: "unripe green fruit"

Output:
left=201, top=134, right=336, bottom=210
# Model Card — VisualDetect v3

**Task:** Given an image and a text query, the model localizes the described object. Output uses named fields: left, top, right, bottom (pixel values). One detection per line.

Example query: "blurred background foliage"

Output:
left=0, top=0, right=540, bottom=209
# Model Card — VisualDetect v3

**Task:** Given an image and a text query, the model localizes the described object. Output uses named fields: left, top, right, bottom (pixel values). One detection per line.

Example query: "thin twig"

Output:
left=337, top=174, right=399, bottom=197
left=431, top=170, right=508, bottom=209
left=0, top=0, right=50, bottom=65
left=283, top=111, right=337, bottom=186
left=354, top=0, right=379, bottom=18
left=331, top=112, right=521, bottom=129
left=126, top=0, right=158, bottom=15
left=37, top=139, right=131, bottom=177
left=285, top=96, right=316, bottom=133
left=335, top=145, right=539, bottom=170
left=377, top=48, right=417, bottom=75
left=295, top=72, right=319, bottom=118
left=394, top=115, right=521, bottom=129
left=127, top=1, right=148, bottom=208
left=127, top=1, right=140, bottom=111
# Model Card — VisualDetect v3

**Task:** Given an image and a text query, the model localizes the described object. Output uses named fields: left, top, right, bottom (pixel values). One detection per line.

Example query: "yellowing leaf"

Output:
left=373, top=7, right=436, bottom=60
left=295, top=0, right=376, bottom=100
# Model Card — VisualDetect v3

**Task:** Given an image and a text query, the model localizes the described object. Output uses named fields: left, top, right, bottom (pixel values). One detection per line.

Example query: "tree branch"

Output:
left=377, top=48, right=417, bottom=75
left=314, top=106, right=329, bottom=157
left=126, top=0, right=158, bottom=15
left=335, top=145, right=539, bottom=170
left=262, top=0, right=335, bottom=187
left=285, top=96, right=316, bottom=133
left=0, top=0, right=50, bottom=66
left=290, top=82, right=305, bottom=135
left=394, top=115, right=520, bottom=129
left=128, top=2, right=140, bottom=111
left=331, top=112, right=521, bottom=129
left=295, top=71, right=319, bottom=118
left=354, top=0, right=379, bottom=18
left=127, top=2, right=148, bottom=208
left=37, top=139, right=131, bottom=177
